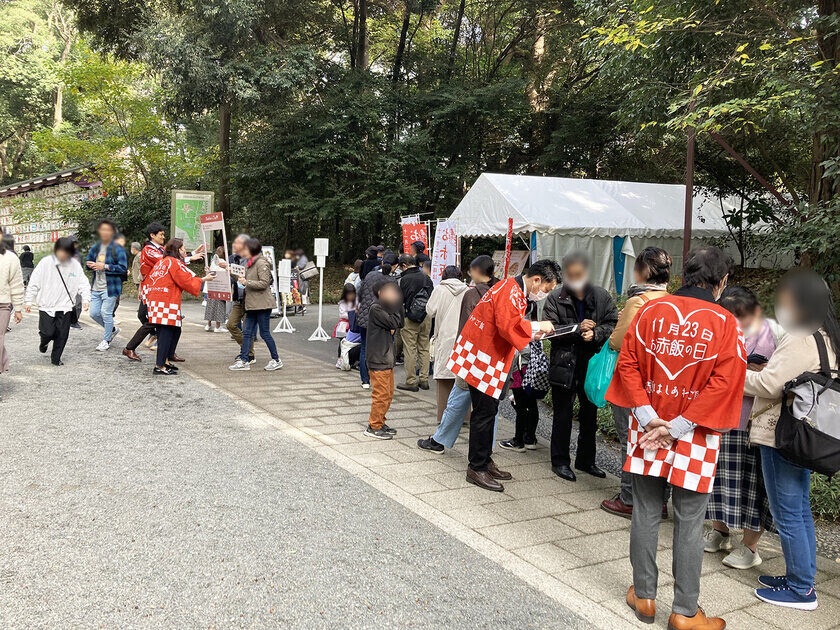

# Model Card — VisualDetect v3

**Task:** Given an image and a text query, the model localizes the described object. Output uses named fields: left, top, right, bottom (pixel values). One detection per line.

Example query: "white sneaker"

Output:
left=110, top=326, right=121, bottom=340
left=703, top=528, right=733, bottom=553
left=202, top=300, right=207, bottom=307
left=361, top=383, right=371, bottom=390
left=213, top=327, right=224, bottom=333
left=113, top=319, right=121, bottom=325
left=96, top=340, right=110, bottom=352
left=204, top=324, right=212, bottom=331
left=264, top=359, right=283, bottom=371
left=723, top=545, right=762, bottom=569
left=228, top=359, right=250, bottom=371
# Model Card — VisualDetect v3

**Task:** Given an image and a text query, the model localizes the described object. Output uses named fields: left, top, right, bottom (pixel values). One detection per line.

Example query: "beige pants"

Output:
left=0, top=304, right=11, bottom=374
left=400, top=317, right=432, bottom=387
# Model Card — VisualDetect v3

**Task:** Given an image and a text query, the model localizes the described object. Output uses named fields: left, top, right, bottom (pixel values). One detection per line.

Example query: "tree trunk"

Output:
left=445, top=0, right=465, bottom=80
left=392, top=6, right=410, bottom=83
left=809, top=0, right=840, bottom=204
left=219, top=100, right=232, bottom=230
left=356, top=0, right=369, bottom=70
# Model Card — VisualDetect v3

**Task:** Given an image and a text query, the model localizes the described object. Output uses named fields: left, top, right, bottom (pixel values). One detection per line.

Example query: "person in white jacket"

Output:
left=424, top=266, right=469, bottom=422
left=25, top=238, right=91, bottom=366
left=0, top=232, right=24, bottom=378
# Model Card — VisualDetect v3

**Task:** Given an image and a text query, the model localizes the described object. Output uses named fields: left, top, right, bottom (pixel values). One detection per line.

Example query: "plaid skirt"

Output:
left=204, top=298, right=226, bottom=323
left=706, top=429, right=773, bottom=532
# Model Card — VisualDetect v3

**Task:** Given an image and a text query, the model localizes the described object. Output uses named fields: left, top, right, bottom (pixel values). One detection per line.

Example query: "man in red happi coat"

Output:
left=448, top=259, right=560, bottom=492
left=606, top=247, right=746, bottom=630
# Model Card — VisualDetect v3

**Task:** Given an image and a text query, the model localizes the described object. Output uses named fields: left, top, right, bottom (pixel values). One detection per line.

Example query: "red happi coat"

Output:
left=139, top=241, right=165, bottom=304
left=448, top=277, right=533, bottom=399
left=144, top=256, right=204, bottom=327
left=605, top=287, right=747, bottom=493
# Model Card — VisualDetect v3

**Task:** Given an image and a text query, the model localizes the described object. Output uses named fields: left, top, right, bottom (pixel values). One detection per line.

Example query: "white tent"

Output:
left=447, top=173, right=750, bottom=293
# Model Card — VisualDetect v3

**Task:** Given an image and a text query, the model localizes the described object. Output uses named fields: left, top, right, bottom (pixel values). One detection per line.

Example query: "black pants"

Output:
left=468, top=385, right=500, bottom=472
left=39, top=311, right=72, bottom=365
left=126, top=302, right=157, bottom=351
left=550, top=378, right=597, bottom=468
left=156, top=325, right=181, bottom=367
left=512, top=387, right=540, bottom=445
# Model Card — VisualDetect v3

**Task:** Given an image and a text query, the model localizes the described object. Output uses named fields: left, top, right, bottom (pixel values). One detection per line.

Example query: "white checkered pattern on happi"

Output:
left=447, top=339, right=508, bottom=399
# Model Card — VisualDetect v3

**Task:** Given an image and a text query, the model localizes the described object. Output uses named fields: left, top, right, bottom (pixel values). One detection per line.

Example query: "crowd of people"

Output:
left=1, top=221, right=838, bottom=626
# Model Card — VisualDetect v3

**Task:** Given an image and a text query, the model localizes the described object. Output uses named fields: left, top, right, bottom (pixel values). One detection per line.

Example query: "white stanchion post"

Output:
left=274, top=294, right=295, bottom=333
left=308, top=238, right=330, bottom=342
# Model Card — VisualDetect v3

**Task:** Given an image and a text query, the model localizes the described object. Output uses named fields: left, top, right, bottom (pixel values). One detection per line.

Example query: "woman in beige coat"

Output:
left=425, top=266, right=468, bottom=423
left=601, top=247, right=670, bottom=519
left=745, top=270, right=839, bottom=611
left=0, top=236, right=25, bottom=378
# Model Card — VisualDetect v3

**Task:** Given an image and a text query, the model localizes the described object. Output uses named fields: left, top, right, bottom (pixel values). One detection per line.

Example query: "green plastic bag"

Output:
left=584, top=343, right=619, bottom=408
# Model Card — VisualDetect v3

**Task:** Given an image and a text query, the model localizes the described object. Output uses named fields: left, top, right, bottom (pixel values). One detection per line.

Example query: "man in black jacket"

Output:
left=544, top=252, right=618, bottom=482
left=397, top=254, right=434, bottom=392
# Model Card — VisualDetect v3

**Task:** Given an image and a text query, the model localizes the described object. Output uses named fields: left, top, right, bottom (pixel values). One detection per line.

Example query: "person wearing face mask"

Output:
left=743, top=270, right=839, bottom=611
left=602, top=247, right=672, bottom=518
left=544, top=252, right=618, bottom=482
left=446, top=258, right=560, bottom=492
left=24, top=238, right=91, bottom=366
left=605, top=246, right=746, bottom=630
left=701, top=286, right=783, bottom=572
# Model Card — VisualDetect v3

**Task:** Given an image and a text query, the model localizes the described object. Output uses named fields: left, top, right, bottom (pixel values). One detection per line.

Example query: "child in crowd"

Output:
left=204, top=246, right=227, bottom=332
left=420, top=260, right=431, bottom=277
left=334, top=283, right=356, bottom=339
left=704, top=286, right=783, bottom=568
left=364, top=281, right=404, bottom=440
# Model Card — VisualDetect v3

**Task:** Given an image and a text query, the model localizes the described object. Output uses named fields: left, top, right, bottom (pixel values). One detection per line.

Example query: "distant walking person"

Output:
left=397, top=254, right=434, bottom=392
left=85, top=219, right=127, bottom=352
left=25, top=238, right=91, bottom=366
left=19, top=245, right=34, bottom=285
left=0, top=233, right=24, bottom=381
left=222, top=234, right=254, bottom=363
left=144, top=239, right=214, bottom=375
left=229, top=238, right=283, bottom=372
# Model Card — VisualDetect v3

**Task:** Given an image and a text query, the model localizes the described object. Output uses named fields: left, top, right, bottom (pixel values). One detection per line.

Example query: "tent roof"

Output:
left=448, top=173, right=738, bottom=238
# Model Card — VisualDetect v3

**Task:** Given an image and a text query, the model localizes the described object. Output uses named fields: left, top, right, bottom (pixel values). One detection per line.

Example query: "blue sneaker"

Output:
left=755, top=586, right=818, bottom=610
left=757, top=575, right=787, bottom=588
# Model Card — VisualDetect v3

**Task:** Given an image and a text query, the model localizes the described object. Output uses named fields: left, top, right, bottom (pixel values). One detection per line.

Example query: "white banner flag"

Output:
left=430, top=220, right=458, bottom=286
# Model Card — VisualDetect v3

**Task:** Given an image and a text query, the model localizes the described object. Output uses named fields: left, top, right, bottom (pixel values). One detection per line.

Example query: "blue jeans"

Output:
left=359, top=328, right=369, bottom=384
left=761, top=446, right=816, bottom=594
left=433, top=384, right=498, bottom=449
left=89, top=290, right=118, bottom=342
left=240, top=309, right=278, bottom=362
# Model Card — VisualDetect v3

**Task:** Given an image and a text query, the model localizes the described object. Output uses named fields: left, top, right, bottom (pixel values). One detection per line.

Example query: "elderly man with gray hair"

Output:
left=221, top=234, right=255, bottom=363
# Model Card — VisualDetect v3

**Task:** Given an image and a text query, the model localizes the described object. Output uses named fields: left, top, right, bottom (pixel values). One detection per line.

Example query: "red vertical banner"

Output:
left=503, top=217, right=513, bottom=277
left=402, top=222, right=428, bottom=254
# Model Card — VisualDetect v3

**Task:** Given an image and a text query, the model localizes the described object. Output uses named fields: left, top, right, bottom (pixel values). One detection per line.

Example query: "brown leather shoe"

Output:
left=602, top=495, right=633, bottom=519
left=466, top=468, right=504, bottom=492
left=626, top=586, right=655, bottom=624
left=169, top=354, right=185, bottom=362
left=667, top=607, right=725, bottom=630
left=122, top=348, right=141, bottom=362
left=487, top=459, right=512, bottom=480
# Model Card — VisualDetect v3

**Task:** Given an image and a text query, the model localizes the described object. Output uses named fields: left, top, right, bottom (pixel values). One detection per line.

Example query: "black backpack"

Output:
left=406, top=285, right=430, bottom=323
left=775, top=332, right=840, bottom=477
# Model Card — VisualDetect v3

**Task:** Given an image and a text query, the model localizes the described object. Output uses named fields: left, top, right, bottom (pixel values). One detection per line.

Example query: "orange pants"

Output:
left=368, top=369, right=394, bottom=430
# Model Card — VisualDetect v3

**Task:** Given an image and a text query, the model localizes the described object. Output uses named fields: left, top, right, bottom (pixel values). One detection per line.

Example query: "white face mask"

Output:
left=564, top=278, right=587, bottom=293
left=529, top=289, right=548, bottom=302
left=743, top=319, right=763, bottom=338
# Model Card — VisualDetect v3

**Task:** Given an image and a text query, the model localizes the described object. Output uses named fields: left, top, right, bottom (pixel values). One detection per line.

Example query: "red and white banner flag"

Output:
left=430, top=221, right=457, bottom=285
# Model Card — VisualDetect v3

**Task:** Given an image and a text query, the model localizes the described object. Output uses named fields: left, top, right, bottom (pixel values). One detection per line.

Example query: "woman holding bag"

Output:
left=601, top=247, right=670, bottom=518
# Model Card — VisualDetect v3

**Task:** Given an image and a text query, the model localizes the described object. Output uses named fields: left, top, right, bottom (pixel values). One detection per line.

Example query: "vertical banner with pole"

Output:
left=430, top=220, right=457, bottom=286
left=503, top=217, right=513, bottom=277
left=199, top=212, right=232, bottom=301
left=401, top=222, right=428, bottom=255
left=273, top=258, right=295, bottom=333
left=308, top=238, right=330, bottom=341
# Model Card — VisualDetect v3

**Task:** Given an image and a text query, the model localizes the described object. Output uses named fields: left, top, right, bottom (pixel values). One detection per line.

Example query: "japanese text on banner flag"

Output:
left=402, top=222, right=428, bottom=254
left=503, top=217, right=513, bottom=277
left=199, top=212, right=225, bottom=231
left=430, top=221, right=458, bottom=285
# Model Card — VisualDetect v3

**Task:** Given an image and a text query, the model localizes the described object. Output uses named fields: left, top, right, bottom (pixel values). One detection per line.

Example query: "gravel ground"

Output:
left=0, top=314, right=589, bottom=629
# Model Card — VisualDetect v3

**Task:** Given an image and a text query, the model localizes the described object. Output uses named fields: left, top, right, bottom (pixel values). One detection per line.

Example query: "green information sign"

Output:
left=170, top=190, right=214, bottom=252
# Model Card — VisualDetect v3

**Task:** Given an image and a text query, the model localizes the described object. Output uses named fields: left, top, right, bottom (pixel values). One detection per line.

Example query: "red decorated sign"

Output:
left=402, top=222, right=428, bottom=255
left=503, top=217, right=513, bottom=277
left=199, top=212, right=225, bottom=231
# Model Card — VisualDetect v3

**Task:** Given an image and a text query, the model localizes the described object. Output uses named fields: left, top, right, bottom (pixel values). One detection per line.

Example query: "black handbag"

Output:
left=775, top=332, right=840, bottom=477
left=55, top=263, right=80, bottom=325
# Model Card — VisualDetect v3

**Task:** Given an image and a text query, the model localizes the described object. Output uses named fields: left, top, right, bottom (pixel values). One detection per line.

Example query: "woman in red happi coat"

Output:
left=606, top=247, right=746, bottom=630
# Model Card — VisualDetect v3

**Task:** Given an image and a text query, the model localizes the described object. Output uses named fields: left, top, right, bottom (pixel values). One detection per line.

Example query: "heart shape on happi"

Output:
left=635, top=300, right=728, bottom=381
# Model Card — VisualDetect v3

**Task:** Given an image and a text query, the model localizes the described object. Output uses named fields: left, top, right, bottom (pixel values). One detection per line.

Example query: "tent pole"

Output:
left=683, top=100, right=696, bottom=263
